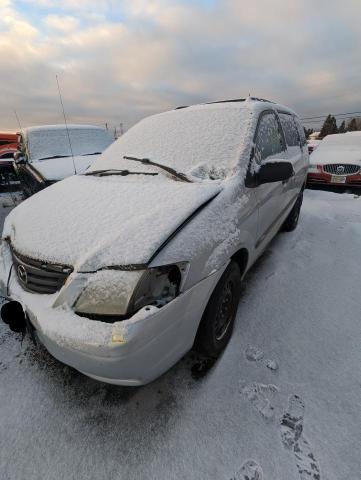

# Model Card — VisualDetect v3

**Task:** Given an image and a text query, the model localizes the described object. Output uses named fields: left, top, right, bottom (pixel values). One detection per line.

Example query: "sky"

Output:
left=1, top=0, right=360, bottom=131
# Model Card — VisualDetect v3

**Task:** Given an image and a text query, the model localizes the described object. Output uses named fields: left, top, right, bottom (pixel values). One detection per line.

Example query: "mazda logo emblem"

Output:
left=337, top=165, right=345, bottom=174
left=17, top=264, right=28, bottom=284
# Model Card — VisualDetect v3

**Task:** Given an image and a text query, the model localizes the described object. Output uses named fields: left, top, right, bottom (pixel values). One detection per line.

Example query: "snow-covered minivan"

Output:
left=0, top=98, right=308, bottom=385
left=14, top=124, right=113, bottom=196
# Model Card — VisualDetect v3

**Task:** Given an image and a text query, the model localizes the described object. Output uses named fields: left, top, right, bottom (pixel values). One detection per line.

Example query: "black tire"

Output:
left=282, top=191, right=303, bottom=232
left=195, top=261, right=242, bottom=357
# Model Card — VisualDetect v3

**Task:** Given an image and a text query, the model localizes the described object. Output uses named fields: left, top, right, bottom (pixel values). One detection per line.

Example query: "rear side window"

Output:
left=294, top=118, right=307, bottom=147
left=279, top=113, right=300, bottom=147
left=254, top=112, right=285, bottom=163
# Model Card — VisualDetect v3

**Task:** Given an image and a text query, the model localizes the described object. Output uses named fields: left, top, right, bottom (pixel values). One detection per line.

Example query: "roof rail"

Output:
left=175, top=97, right=275, bottom=110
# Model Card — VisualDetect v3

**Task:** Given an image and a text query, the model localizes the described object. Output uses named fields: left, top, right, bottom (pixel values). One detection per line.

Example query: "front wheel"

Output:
left=282, top=191, right=303, bottom=232
left=195, top=261, right=242, bottom=357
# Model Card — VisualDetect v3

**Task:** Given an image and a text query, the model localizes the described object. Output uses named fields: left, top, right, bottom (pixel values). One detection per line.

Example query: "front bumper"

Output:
left=307, top=171, right=361, bottom=187
left=1, top=248, right=225, bottom=385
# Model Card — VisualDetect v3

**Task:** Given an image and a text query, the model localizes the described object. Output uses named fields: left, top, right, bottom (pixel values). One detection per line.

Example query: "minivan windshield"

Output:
left=89, top=105, right=252, bottom=180
left=26, top=127, right=113, bottom=162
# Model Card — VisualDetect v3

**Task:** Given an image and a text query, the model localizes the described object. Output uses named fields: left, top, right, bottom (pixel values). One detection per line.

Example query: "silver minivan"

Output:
left=0, top=98, right=308, bottom=385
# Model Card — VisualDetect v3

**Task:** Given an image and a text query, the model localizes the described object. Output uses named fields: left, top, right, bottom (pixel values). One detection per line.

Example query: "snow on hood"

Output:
left=310, top=133, right=361, bottom=165
left=89, top=103, right=255, bottom=180
left=3, top=174, right=221, bottom=270
left=25, top=125, right=113, bottom=163
left=33, top=154, right=101, bottom=181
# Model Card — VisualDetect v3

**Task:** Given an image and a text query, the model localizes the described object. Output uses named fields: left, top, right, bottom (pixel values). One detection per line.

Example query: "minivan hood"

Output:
left=4, top=175, right=221, bottom=271
left=32, top=154, right=101, bottom=181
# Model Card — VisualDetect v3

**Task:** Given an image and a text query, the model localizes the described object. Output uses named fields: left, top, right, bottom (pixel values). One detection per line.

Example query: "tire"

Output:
left=282, top=191, right=303, bottom=232
left=195, top=261, right=242, bottom=357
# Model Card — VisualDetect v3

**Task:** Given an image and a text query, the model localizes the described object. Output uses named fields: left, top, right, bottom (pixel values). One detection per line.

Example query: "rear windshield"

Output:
left=27, top=128, right=113, bottom=162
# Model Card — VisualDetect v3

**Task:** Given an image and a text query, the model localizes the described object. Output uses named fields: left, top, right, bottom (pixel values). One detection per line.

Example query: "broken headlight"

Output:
left=74, top=264, right=186, bottom=318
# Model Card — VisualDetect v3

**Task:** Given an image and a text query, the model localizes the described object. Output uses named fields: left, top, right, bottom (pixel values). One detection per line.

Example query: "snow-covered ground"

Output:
left=0, top=189, right=360, bottom=480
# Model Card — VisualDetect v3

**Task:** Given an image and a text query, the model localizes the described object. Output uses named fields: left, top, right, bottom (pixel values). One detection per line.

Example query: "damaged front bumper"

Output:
left=0, top=244, right=225, bottom=385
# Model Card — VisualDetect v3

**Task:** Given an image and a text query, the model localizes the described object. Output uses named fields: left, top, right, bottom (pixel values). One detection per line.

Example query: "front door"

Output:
left=253, top=110, right=288, bottom=249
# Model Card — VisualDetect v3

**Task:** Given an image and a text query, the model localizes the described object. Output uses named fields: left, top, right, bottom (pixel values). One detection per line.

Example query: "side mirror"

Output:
left=257, top=161, right=294, bottom=185
left=246, top=161, right=294, bottom=187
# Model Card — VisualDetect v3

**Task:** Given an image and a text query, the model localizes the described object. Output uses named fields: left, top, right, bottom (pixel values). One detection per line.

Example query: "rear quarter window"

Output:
left=294, top=118, right=307, bottom=147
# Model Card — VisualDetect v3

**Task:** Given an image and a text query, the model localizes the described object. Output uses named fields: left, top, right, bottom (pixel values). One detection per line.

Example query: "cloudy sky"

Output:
left=1, top=0, right=360, bottom=131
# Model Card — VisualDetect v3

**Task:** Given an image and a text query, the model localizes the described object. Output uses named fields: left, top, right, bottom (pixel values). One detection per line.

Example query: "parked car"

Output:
left=307, top=139, right=322, bottom=154
left=0, top=132, right=17, bottom=151
left=308, top=132, right=361, bottom=188
left=0, top=98, right=308, bottom=385
left=0, top=132, right=18, bottom=183
left=14, top=124, right=113, bottom=196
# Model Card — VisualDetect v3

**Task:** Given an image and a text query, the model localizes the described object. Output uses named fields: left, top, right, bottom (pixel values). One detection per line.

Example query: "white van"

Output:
left=1, top=98, right=308, bottom=385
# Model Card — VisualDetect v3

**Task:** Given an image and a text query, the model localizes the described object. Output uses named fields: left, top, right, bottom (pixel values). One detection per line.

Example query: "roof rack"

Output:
left=206, top=97, right=275, bottom=105
left=175, top=97, right=275, bottom=110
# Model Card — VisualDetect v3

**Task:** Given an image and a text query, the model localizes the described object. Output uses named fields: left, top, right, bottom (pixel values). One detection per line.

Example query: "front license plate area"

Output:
left=331, top=175, right=346, bottom=184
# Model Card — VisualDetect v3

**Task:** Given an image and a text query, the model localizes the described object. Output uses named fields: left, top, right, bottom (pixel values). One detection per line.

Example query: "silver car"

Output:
left=0, top=98, right=308, bottom=385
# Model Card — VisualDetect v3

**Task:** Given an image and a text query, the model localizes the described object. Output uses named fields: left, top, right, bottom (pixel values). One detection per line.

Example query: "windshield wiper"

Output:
left=82, top=152, right=102, bottom=156
left=38, top=155, right=71, bottom=161
left=84, top=169, right=158, bottom=177
left=123, top=156, right=192, bottom=183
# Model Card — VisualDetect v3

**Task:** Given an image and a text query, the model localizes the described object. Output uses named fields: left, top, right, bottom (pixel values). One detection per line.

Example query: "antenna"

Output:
left=56, top=75, right=77, bottom=175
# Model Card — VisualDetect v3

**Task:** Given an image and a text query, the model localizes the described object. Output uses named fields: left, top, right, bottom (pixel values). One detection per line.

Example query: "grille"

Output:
left=12, top=250, right=73, bottom=294
left=323, top=164, right=360, bottom=175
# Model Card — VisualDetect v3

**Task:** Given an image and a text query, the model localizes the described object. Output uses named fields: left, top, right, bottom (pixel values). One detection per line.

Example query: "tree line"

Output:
left=305, top=115, right=361, bottom=139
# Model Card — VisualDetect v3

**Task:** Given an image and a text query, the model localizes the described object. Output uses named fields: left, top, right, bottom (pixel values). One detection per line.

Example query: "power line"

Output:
left=303, top=115, right=361, bottom=125
left=301, top=111, right=361, bottom=121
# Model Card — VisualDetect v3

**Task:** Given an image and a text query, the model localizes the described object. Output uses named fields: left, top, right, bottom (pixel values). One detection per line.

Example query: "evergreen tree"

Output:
left=320, top=115, right=338, bottom=138
left=347, top=118, right=358, bottom=131
left=338, top=120, right=346, bottom=134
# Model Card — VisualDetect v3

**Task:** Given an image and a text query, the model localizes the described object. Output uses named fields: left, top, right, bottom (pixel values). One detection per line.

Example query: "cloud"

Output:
left=1, top=0, right=361, bottom=130
left=45, top=14, right=79, bottom=33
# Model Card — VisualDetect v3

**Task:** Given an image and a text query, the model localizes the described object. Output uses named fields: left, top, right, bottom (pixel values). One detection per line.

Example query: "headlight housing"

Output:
left=74, top=263, right=186, bottom=318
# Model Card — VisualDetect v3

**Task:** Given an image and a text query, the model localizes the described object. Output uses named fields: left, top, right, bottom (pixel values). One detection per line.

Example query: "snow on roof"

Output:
left=24, top=124, right=107, bottom=134
left=309, top=131, right=320, bottom=139
left=24, top=125, right=113, bottom=162
left=90, top=100, right=286, bottom=180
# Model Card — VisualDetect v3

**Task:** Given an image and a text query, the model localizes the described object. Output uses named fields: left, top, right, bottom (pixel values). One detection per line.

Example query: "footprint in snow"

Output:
left=231, top=459, right=263, bottom=480
left=245, top=344, right=279, bottom=371
left=240, top=382, right=278, bottom=422
left=280, top=394, right=321, bottom=480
